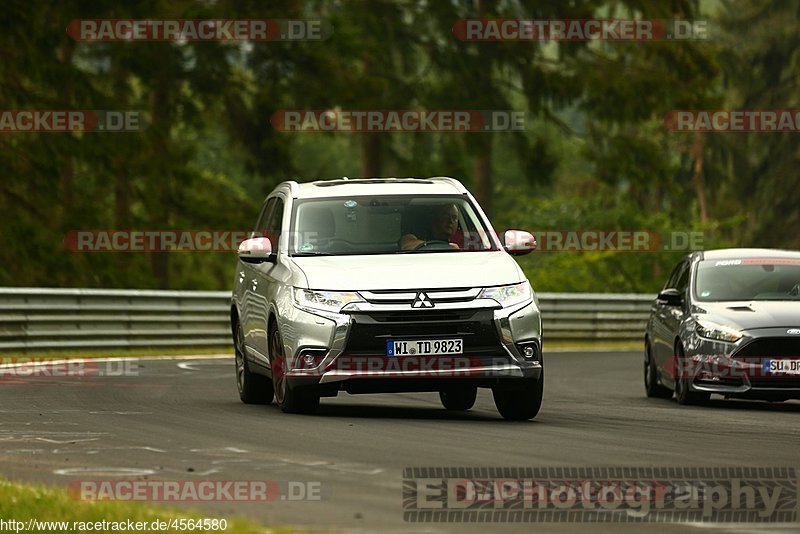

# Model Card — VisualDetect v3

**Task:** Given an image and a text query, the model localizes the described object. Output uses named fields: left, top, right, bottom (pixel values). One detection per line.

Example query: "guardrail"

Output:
left=0, top=288, right=654, bottom=351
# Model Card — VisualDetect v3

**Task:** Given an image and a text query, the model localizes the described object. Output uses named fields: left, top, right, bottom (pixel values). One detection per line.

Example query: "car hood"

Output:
left=696, top=301, right=800, bottom=331
left=290, top=251, right=523, bottom=290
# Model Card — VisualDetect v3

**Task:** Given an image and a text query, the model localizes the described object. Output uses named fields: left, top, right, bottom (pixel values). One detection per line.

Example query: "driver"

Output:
left=399, top=203, right=460, bottom=251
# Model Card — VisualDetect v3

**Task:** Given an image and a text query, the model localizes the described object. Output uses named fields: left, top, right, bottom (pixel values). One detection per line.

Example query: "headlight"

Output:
left=292, top=288, right=363, bottom=314
left=479, top=281, right=532, bottom=308
left=695, top=319, right=742, bottom=343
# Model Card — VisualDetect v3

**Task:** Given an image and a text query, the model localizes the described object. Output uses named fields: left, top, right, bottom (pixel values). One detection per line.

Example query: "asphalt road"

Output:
left=0, top=351, right=798, bottom=533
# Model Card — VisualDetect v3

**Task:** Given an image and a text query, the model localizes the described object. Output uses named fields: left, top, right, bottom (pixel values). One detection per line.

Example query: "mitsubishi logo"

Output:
left=411, top=292, right=434, bottom=309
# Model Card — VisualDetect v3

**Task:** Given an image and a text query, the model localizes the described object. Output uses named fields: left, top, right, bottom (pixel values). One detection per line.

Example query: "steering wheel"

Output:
left=414, top=239, right=455, bottom=251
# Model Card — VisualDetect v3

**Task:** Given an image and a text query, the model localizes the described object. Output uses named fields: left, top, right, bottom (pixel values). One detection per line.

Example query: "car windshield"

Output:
left=289, top=195, right=497, bottom=256
left=694, top=258, right=800, bottom=301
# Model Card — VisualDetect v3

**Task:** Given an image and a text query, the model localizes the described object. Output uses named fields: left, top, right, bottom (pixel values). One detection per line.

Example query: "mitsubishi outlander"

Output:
left=231, top=177, right=543, bottom=420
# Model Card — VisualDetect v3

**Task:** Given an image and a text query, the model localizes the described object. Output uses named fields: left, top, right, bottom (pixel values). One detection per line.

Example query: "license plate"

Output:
left=763, top=359, right=800, bottom=375
left=386, top=339, right=463, bottom=357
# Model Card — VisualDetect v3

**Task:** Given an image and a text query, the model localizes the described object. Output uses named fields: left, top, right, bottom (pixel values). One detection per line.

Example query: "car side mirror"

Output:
left=657, top=288, right=683, bottom=306
left=238, top=237, right=275, bottom=264
left=502, top=230, right=537, bottom=256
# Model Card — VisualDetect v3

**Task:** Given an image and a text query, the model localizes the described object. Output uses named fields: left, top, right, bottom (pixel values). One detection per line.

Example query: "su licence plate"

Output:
left=764, top=359, right=800, bottom=375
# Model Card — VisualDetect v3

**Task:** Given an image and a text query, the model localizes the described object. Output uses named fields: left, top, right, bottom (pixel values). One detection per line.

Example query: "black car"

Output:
left=645, top=248, right=800, bottom=404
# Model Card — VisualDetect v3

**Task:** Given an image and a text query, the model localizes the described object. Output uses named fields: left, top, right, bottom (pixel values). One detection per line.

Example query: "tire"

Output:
left=492, top=371, right=544, bottom=421
left=644, top=341, right=673, bottom=399
left=269, top=324, right=320, bottom=414
left=234, top=319, right=273, bottom=404
left=674, top=343, right=710, bottom=406
left=439, top=387, right=477, bottom=411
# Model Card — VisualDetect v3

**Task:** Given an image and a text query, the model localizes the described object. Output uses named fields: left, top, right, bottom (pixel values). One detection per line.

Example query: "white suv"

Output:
left=231, top=177, right=543, bottom=420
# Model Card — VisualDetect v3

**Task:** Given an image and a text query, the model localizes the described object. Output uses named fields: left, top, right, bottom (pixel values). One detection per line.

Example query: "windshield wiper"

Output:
left=395, top=248, right=462, bottom=254
left=291, top=251, right=333, bottom=257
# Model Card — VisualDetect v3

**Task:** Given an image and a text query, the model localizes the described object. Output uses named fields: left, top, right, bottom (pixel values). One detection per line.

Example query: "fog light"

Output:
left=516, top=342, right=539, bottom=362
left=297, top=348, right=327, bottom=370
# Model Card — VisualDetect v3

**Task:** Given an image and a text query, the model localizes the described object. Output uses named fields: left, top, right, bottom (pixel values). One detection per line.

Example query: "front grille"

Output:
left=694, top=377, right=744, bottom=387
left=342, top=309, right=507, bottom=363
left=733, top=338, right=800, bottom=359
left=366, top=310, right=475, bottom=323
left=748, top=377, right=800, bottom=389
left=359, top=288, right=481, bottom=306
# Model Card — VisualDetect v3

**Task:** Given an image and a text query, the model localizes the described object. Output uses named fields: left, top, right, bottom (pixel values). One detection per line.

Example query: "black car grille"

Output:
left=733, top=338, right=800, bottom=359
left=748, top=377, right=800, bottom=389
left=342, top=309, right=507, bottom=363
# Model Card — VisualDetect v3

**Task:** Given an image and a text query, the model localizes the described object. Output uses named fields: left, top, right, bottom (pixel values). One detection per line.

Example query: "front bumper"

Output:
left=686, top=331, right=800, bottom=398
left=277, top=296, right=543, bottom=392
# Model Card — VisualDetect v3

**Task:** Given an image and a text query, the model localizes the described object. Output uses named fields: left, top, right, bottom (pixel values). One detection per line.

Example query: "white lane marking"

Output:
left=59, top=446, right=167, bottom=455
left=0, top=421, right=78, bottom=432
left=280, top=458, right=383, bottom=476
left=36, top=437, right=100, bottom=444
left=88, top=411, right=152, bottom=415
left=0, top=354, right=231, bottom=371
left=190, top=447, right=248, bottom=454
left=54, top=467, right=156, bottom=476
left=682, top=524, right=799, bottom=533
left=51, top=448, right=99, bottom=455
left=177, top=361, right=230, bottom=371
left=329, top=465, right=384, bottom=475
left=281, top=458, right=328, bottom=467
left=162, top=467, right=220, bottom=476
left=0, top=431, right=107, bottom=444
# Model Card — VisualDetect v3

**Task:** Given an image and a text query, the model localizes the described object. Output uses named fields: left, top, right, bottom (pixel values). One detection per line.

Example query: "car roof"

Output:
left=699, top=248, right=800, bottom=260
left=278, top=177, right=469, bottom=199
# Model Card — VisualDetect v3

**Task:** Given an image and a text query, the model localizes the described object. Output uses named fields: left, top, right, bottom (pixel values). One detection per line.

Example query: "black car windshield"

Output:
left=694, top=258, right=800, bottom=301
left=289, top=195, right=497, bottom=256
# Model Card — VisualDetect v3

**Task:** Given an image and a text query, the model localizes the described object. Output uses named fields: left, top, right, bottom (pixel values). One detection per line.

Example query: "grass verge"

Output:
left=544, top=340, right=641, bottom=352
left=0, top=478, right=296, bottom=533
